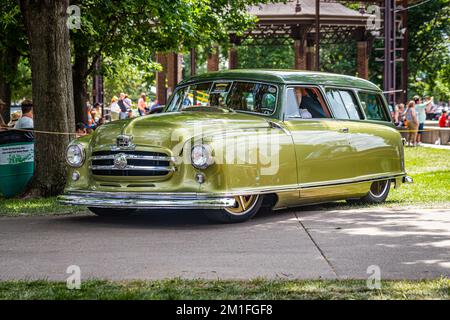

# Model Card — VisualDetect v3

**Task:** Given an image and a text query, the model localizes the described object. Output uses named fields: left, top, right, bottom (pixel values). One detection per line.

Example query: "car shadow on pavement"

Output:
left=55, top=200, right=396, bottom=230
left=58, top=207, right=300, bottom=230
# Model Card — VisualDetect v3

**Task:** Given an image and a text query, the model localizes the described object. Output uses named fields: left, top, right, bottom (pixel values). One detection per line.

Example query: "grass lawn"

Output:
left=0, top=196, right=85, bottom=216
left=0, top=278, right=449, bottom=300
left=387, top=147, right=450, bottom=206
left=0, top=146, right=449, bottom=216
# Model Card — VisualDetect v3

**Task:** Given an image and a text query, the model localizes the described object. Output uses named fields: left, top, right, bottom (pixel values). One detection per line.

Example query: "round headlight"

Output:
left=66, top=144, right=85, bottom=167
left=191, top=144, right=214, bottom=169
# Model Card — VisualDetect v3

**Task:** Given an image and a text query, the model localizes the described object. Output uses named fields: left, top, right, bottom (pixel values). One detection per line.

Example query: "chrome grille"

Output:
left=90, top=151, right=176, bottom=177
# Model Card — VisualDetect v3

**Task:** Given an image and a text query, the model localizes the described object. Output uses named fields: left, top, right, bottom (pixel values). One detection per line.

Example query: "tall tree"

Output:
left=19, top=0, right=75, bottom=196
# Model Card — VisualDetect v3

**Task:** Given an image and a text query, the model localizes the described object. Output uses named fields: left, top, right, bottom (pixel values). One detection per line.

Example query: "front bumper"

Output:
left=58, top=191, right=236, bottom=209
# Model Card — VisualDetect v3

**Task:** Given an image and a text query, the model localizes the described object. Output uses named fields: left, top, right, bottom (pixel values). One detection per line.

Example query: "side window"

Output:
left=226, top=82, right=277, bottom=115
left=358, top=92, right=390, bottom=121
left=326, top=89, right=349, bottom=119
left=285, top=87, right=331, bottom=119
left=325, top=89, right=363, bottom=120
left=339, top=90, right=363, bottom=120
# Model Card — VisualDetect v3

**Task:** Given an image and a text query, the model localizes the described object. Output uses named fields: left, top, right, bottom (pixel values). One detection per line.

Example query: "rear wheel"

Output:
left=88, top=207, right=136, bottom=217
left=206, top=195, right=263, bottom=223
left=347, top=180, right=391, bottom=204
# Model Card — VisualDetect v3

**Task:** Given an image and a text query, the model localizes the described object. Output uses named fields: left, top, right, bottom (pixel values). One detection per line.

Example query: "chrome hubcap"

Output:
left=369, top=180, right=389, bottom=198
left=225, top=195, right=259, bottom=216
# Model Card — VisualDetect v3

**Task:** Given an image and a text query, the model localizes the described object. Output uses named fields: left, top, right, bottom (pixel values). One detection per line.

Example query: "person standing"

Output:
left=124, top=94, right=132, bottom=110
left=14, top=99, right=34, bottom=129
left=396, top=103, right=405, bottom=127
left=414, top=95, right=433, bottom=145
left=438, top=110, right=448, bottom=128
left=75, top=122, right=86, bottom=137
left=86, top=106, right=95, bottom=129
left=118, top=93, right=128, bottom=120
left=405, top=101, right=419, bottom=147
left=93, top=102, right=102, bottom=123
left=109, top=96, right=120, bottom=121
left=137, top=93, right=147, bottom=116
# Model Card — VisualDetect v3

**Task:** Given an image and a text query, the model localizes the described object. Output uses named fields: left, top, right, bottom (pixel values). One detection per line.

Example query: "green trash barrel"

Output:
left=0, top=130, right=34, bottom=198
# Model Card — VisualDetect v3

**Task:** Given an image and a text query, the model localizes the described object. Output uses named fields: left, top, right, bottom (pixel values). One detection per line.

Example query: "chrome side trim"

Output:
left=91, top=154, right=176, bottom=161
left=61, top=173, right=407, bottom=208
left=298, top=173, right=406, bottom=189
left=89, top=165, right=176, bottom=172
left=58, top=192, right=236, bottom=209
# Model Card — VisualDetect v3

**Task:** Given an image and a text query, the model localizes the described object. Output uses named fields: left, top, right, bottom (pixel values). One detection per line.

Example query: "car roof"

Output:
left=179, top=69, right=381, bottom=92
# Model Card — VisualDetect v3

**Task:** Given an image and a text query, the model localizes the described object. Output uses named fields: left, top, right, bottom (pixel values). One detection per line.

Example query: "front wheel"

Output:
left=347, top=180, right=391, bottom=204
left=88, top=207, right=136, bottom=217
left=206, top=195, right=263, bottom=223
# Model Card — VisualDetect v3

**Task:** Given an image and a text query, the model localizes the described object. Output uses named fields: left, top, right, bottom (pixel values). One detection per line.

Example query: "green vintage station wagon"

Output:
left=59, top=70, right=412, bottom=223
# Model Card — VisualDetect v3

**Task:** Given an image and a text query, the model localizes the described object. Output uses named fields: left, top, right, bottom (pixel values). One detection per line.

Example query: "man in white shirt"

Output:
left=14, top=99, right=34, bottom=129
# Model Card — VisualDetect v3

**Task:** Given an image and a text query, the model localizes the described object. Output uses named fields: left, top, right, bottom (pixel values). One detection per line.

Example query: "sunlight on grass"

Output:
left=0, top=278, right=448, bottom=300
left=388, top=147, right=450, bottom=205
left=0, top=197, right=84, bottom=216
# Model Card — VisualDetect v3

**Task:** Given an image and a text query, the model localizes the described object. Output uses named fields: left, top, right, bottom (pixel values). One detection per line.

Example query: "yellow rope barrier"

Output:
left=1, top=125, right=447, bottom=135
left=1, top=127, right=77, bottom=136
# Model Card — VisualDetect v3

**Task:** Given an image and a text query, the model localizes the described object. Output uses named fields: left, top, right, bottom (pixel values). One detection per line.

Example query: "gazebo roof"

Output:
left=237, top=1, right=373, bottom=45
left=248, top=0, right=370, bottom=26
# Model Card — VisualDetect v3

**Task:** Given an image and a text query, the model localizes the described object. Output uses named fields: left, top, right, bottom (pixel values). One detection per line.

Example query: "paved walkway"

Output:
left=420, top=143, right=450, bottom=149
left=0, top=206, right=449, bottom=281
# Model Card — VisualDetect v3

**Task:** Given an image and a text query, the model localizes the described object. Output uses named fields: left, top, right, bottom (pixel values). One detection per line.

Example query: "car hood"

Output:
left=90, top=111, right=272, bottom=153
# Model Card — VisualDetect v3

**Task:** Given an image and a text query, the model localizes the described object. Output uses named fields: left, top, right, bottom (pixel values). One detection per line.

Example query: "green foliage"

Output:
left=102, top=53, right=161, bottom=103
left=321, top=44, right=356, bottom=76
left=0, top=0, right=28, bottom=97
left=237, top=44, right=294, bottom=69
left=70, top=0, right=277, bottom=74
left=0, top=0, right=27, bottom=55
left=407, top=0, right=450, bottom=100
left=10, top=57, right=32, bottom=102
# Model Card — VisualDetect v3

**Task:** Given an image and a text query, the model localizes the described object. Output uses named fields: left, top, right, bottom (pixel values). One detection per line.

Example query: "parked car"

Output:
left=59, top=70, right=412, bottom=223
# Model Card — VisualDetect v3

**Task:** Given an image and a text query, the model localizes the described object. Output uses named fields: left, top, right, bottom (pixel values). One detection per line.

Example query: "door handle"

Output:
left=339, top=128, right=349, bottom=133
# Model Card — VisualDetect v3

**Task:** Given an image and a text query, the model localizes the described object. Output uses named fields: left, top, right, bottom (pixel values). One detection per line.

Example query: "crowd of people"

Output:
left=108, top=92, right=161, bottom=121
left=75, top=92, right=161, bottom=138
left=392, top=96, right=450, bottom=147
left=1, top=91, right=162, bottom=137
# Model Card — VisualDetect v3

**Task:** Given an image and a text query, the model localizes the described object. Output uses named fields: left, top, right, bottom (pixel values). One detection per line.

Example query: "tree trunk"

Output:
left=0, top=46, right=20, bottom=123
left=19, top=0, right=75, bottom=197
left=72, top=47, right=88, bottom=124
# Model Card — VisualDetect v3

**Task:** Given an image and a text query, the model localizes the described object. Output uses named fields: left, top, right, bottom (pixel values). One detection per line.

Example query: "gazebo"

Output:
left=154, top=0, right=409, bottom=107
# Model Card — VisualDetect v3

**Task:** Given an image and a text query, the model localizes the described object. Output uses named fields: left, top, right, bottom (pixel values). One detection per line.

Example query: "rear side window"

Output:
left=325, top=89, right=363, bottom=120
left=358, top=92, right=390, bottom=121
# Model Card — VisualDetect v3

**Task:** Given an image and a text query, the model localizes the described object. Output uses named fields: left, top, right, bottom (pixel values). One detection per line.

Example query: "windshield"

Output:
left=166, top=81, right=278, bottom=115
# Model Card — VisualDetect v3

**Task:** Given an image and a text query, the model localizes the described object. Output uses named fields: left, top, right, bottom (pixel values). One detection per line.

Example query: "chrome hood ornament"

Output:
left=111, top=135, right=135, bottom=151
